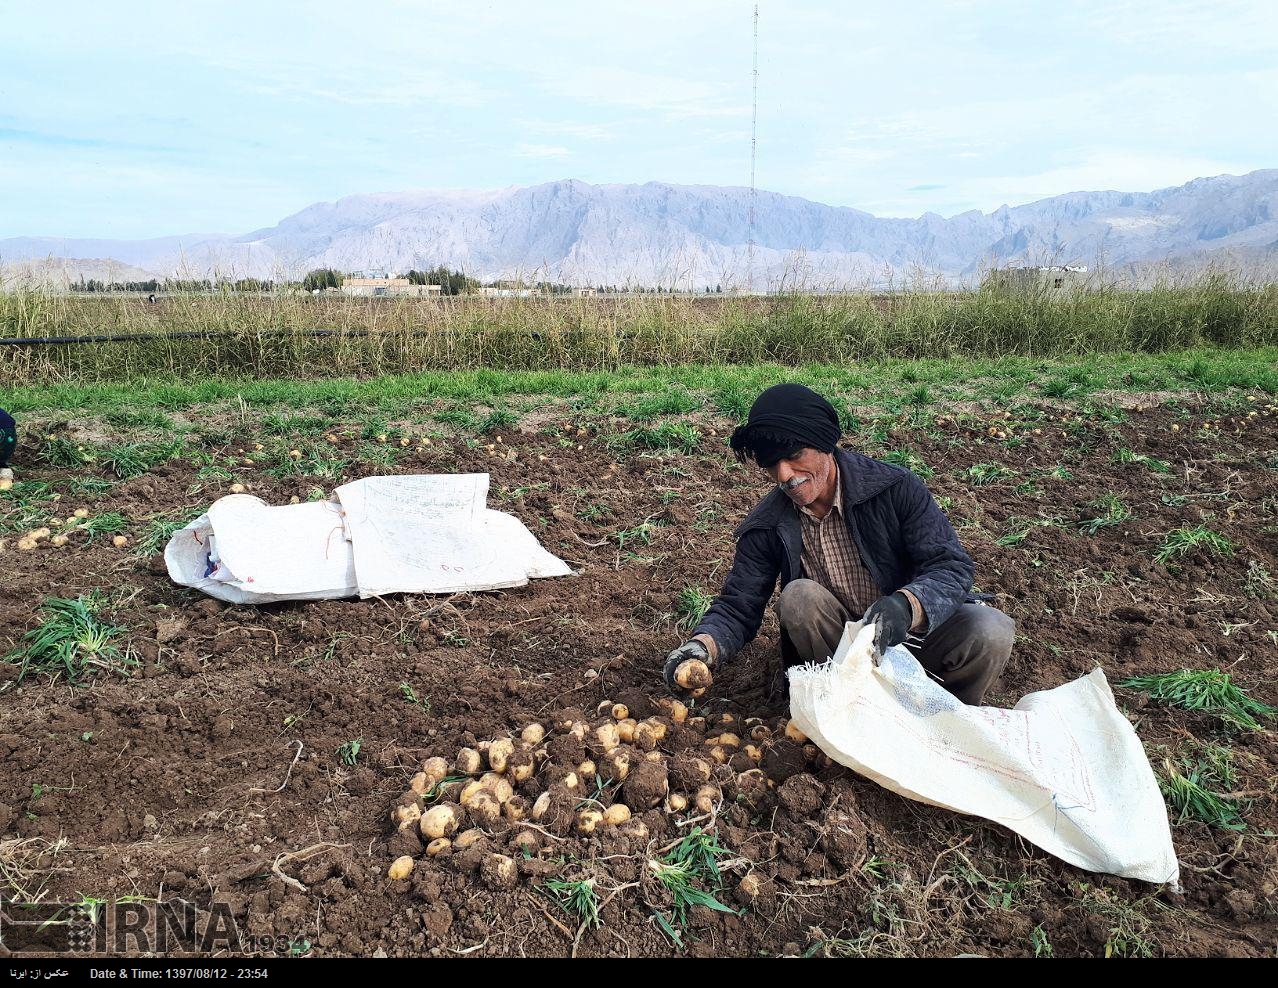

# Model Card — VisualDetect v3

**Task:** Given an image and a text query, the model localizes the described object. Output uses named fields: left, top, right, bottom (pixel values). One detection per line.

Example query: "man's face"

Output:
left=763, top=447, right=836, bottom=509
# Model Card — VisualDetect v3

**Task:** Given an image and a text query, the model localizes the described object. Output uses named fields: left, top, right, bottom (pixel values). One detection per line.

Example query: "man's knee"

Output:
left=775, top=579, right=831, bottom=629
left=929, top=604, right=1014, bottom=668
left=970, top=605, right=1015, bottom=653
left=953, top=604, right=1015, bottom=675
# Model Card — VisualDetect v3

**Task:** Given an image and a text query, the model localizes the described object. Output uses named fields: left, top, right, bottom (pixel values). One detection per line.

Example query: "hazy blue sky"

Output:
left=2, top=0, right=1275, bottom=239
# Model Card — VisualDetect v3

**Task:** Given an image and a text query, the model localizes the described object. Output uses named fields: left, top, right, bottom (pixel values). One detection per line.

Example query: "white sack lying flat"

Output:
left=787, top=622, right=1180, bottom=887
left=164, top=474, right=573, bottom=604
left=163, top=497, right=357, bottom=603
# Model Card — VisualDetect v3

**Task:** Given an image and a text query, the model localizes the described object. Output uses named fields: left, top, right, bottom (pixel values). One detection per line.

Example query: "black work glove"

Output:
left=663, top=639, right=710, bottom=699
left=863, top=592, right=912, bottom=654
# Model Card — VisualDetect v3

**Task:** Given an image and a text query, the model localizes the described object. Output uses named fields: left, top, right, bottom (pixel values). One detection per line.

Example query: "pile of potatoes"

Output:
left=385, top=692, right=830, bottom=890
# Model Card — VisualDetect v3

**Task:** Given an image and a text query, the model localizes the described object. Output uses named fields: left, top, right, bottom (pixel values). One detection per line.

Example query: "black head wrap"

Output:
left=729, top=384, right=842, bottom=467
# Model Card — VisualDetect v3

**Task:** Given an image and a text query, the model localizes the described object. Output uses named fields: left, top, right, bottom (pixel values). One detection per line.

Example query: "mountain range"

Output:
left=3, top=170, right=1276, bottom=289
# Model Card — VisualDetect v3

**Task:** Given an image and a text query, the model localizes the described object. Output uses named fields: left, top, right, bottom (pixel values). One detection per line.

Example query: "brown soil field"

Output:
left=1, top=394, right=1276, bottom=958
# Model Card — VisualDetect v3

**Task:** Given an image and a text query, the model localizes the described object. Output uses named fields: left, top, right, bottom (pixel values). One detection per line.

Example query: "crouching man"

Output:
left=663, top=384, right=1014, bottom=706
left=0, top=408, right=16, bottom=481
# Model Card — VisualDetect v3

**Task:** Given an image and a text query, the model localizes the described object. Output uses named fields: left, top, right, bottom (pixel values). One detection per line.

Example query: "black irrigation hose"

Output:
left=0, top=328, right=378, bottom=346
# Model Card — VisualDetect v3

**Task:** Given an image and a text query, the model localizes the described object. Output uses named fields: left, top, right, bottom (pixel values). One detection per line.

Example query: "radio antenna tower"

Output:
left=747, top=3, right=759, bottom=293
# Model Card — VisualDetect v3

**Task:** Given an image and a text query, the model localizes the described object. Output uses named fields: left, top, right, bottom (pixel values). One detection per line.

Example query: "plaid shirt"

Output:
left=797, top=468, right=925, bottom=631
left=798, top=470, right=880, bottom=616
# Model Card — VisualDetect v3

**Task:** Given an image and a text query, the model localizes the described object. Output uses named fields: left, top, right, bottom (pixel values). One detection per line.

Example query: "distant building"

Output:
left=479, top=286, right=539, bottom=298
left=982, top=265, right=1088, bottom=293
left=341, top=278, right=442, bottom=298
left=576, top=287, right=597, bottom=297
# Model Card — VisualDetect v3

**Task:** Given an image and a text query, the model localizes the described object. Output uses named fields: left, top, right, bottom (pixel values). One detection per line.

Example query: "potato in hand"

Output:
left=674, top=658, right=713, bottom=695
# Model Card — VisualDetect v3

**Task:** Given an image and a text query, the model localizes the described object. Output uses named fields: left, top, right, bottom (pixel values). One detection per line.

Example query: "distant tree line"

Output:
left=405, top=266, right=478, bottom=295
left=68, top=268, right=727, bottom=296
left=74, top=278, right=160, bottom=293
left=73, top=277, right=275, bottom=293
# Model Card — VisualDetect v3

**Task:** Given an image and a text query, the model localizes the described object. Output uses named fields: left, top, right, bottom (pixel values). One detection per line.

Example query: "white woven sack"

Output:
left=787, top=621, right=1179, bottom=886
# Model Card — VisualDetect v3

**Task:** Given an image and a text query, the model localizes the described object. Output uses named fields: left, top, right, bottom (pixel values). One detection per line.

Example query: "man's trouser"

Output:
left=775, top=578, right=1014, bottom=705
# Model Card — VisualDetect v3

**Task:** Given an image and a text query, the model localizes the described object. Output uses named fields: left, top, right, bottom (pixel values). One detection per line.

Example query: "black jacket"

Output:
left=693, top=447, right=976, bottom=662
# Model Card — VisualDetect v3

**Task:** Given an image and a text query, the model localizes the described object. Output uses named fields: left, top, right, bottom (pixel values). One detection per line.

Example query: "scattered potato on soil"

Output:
left=577, top=809, right=604, bottom=834
left=503, top=795, right=528, bottom=821
left=425, top=838, right=451, bottom=857
left=488, top=737, right=515, bottom=773
left=545, top=765, right=578, bottom=789
left=421, top=756, right=449, bottom=782
left=433, top=779, right=464, bottom=802
left=466, top=789, right=503, bottom=827
left=481, top=853, right=519, bottom=890
left=594, top=722, right=620, bottom=754
left=388, top=855, right=414, bottom=881
left=419, top=803, right=461, bottom=840
left=453, top=829, right=486, bottom=850
left=666, top=793, right=688, bottom=814
left=633, top=721, right=659, bottom=751
left=507, top=747, right=536, bottom=783
left=611, top=703, right=629, bottom=721
left=695, top=785, right=720, bottom=815
left=456, top=747, right=483, bottom=775
left=409, top=772, right=431, bottom=795
left=600, top=747, right=632, bottom=782
left=520, top=723, right=545, bottom=745
left=391, top=802, right=422, bottom=831
left=603, top=803, right=632, bottom=825
left=479, top=773, right=514, bottom=803
left=619, top=819, right=650, bottom=843
left=784, top=720, right=808, bottom=743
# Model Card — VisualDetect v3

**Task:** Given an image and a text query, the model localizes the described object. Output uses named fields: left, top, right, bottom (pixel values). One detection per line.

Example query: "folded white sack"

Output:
left=165, top=474, right=573, bottom=604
